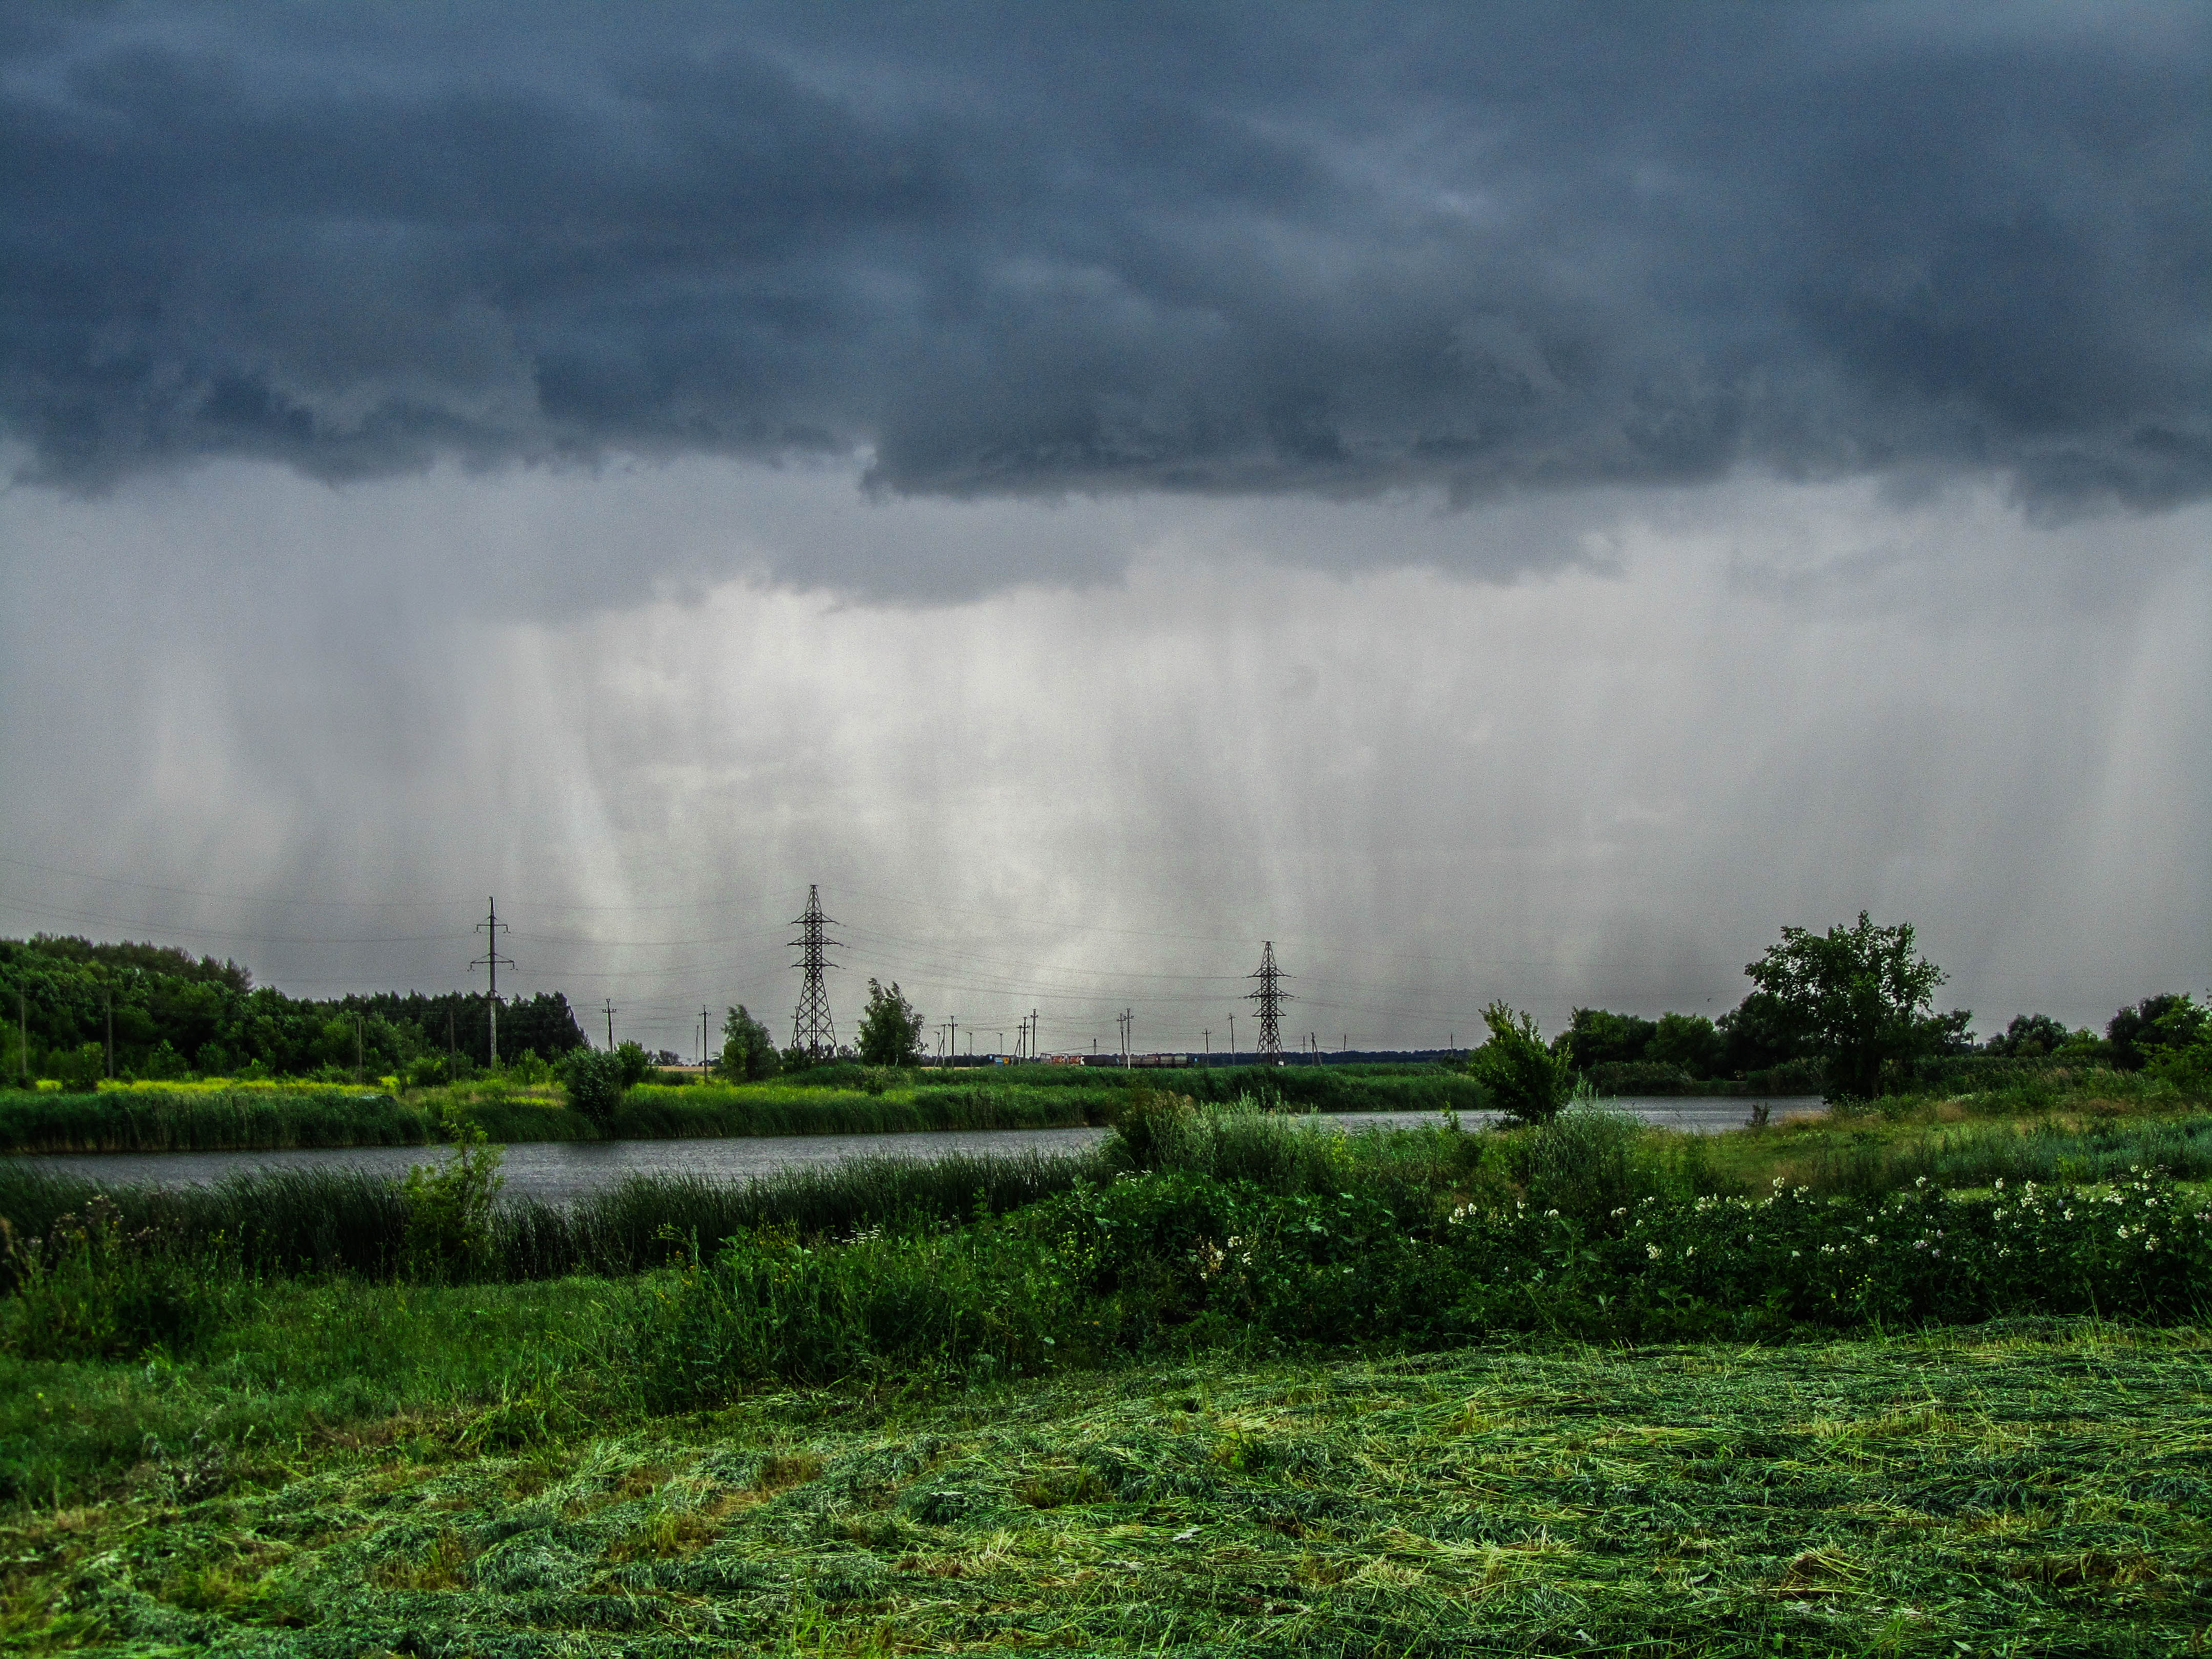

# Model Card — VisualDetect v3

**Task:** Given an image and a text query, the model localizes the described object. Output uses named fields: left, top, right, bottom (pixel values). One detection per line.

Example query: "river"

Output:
left=10, top=1096, right=1821, bottom=1206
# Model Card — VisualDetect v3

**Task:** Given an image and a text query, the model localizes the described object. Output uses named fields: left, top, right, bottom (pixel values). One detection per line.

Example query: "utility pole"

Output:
left=1117, top=1008, right=1133, bottom=1067
left=603, top=998, right=618, bottom=1049
left=702, top=1007, right=711, bottom=1071
left=789, top=885, right=842, bottom=1059
left=1203, top=1028, right=1211, bottom=1065
left=1246, top=942, right=1287, bottom=1064
left=1227, top=1011, right=1235, bottom=1062
left=472, top=898, right=515, bottom=1069
left=1030, top=1008, right=1039, bottom=1060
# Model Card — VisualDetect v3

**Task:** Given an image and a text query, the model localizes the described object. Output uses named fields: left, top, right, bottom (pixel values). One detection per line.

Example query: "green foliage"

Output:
left=1987, top=1011, right=2074, bottom=1058
left=856, top=977, right=926, bottom=1068
left=401, top=1112, right=506, bottom=1281
left=53, top=1041, right=104, bottom=1090
left=1558, top=1007, right=1656, bottom=1072
left=0, top=1085, right=436, bottom=1154
left=1647, top=1010, right=1725, bottom=1076
left=2109, top=991, right=2209, bottom=1072
left=0, top=1194, right=220, bottom=1361
left=558, top=1046, right=628, bottom=1122
left=0, top=934, right=587, bottom=1081
left=1743, top=911, right=1958, bottom=1100
left=717, top=1003, right=781, bottom=1081
left=1501, top=1101, right=1648, bottom=1225
left=1465, top=1001, right=1572, bottom=1124
left=1585, top=1058, right=1697, bottom=1095
left=612, top=1039, right=653, bottom=1088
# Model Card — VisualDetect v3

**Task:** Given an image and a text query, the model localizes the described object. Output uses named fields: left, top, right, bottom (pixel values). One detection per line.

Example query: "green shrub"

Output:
left=613, top=1041, right=653, bottom=1089
left=1502, top=1101, right=1648, bottom=1224
left=0, top=1195, right=221, bottom=1360
left=558, top=1048, right=627, bottom=1123
left=1466, top=1002, right=1571, bottom=1125
left=401, top=1113, right=505, bottom=1280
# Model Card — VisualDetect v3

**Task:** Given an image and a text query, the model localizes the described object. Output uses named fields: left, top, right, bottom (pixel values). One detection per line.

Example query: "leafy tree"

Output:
left=1716, top=989, right=1816, bottom=1077
left=718, top=1004, right=781, bottom=1081
left=1647, top=1011, right=1726, bottom=1078
left=1742, top=913, right=1958, bottom=1101
left=856, top=979, right=925, bottom=1069
left=1558, top=1008, right=1656, bottom=1074
left=560, top=1047, right=629, bottom=1122
left=2107, top=993, right=2208, bottom=1071
left=613, top=1040, right=654, bottom=1089
left=1987, top=1013, right=2073, bottom=1058
left=1466, top=1001, right=1572, bottom=1125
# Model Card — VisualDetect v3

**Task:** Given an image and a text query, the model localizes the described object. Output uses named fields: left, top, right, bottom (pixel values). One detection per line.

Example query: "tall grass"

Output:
left=0, top=1088, right=438, bottom=1154
left=1780, top=1112, right=2212, bottom=1197
left=0, top=1144, right=1111, bottom=1282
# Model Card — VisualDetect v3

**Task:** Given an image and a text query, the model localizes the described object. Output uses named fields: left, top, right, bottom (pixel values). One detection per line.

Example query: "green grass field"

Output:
left=6, top=1077, right=2211, bottom=1653
left=5, top=1313, right=2207, bottom=1655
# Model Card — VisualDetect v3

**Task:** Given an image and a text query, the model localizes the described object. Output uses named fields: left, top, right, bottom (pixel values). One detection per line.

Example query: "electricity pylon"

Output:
left=790, top=885, right=842, bottom=1058
left=1247, top=940, right=1288, bottom=1064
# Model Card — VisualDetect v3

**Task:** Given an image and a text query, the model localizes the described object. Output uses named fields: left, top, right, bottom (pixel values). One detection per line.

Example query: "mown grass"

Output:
left=3, top=1315, right=2206, bottom=1654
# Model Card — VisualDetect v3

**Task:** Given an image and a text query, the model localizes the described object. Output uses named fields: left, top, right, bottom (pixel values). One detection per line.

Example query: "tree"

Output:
left=856, top=979, right=925, bottom=1069
left=1716, top=989, right=1816, bottom=1077
left=2107, top=993, right=2207, bottom=1071
left=1466, top=1001, right=1572, bottom=1125
left=1558, top=1008, right=1656, bottom=1074
left=1987, top=1013, right=2072, bottom=1058
left=1647, top=1011, right=1726, bottom=1079
left=559, top=1047, right=628, bottom=1122
left=1742, top=913, right=1957, bottom=1101
left=718, top=1004, right=781, bottom=1081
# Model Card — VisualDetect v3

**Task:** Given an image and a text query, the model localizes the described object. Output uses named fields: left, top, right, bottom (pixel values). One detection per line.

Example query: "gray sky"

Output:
left=2, top=3, right=2206, bottom=1055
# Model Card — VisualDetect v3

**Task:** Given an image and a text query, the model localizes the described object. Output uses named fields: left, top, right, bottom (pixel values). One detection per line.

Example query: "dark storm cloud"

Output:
left=4, top=2, right=2206, bottom=513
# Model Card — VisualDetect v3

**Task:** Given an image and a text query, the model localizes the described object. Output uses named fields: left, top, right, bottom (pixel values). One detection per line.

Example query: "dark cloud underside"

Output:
left=4, top=2, right=2205, bottom=513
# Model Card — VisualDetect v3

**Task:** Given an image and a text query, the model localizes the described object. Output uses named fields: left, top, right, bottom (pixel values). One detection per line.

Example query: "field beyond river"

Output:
left=4, top=1066, right=2209, bottom=1654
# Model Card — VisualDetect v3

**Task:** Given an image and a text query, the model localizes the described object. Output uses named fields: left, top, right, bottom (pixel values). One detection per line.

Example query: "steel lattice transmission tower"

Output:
left=1246, top=940, right=1289, bottom=1064
left=789, top=885, right=844, bottom=1058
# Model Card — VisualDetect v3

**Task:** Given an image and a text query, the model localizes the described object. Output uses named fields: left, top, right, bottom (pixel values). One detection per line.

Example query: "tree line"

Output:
left=1472, top=912, right=2209, bottom=1123
left=0, top=936, right=586, bottom=1087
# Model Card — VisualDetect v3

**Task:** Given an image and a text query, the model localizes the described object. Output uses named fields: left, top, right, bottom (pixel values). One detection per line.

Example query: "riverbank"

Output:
left=6, top=1083, right=2209, bottom=1650
left=0, top=1066, right=1487, bottom=1155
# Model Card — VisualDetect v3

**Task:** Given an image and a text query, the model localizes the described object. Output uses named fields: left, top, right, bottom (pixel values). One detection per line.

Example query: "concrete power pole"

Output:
left=471, top=898, right=515, bottom=1069
left=603, top=998, right=618, bottom=1049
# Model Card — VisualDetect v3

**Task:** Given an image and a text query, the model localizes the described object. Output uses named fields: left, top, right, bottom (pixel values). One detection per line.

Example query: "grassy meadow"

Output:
left=3, top=1071, right=2209, bottom=1653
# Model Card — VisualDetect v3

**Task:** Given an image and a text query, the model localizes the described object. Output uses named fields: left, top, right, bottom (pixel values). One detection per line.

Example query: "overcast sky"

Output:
left=2, top=2, right=2206, bottom=1056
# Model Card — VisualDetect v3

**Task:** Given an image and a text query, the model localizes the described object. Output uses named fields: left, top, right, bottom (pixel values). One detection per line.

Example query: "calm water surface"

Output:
left=12, top=1097, right=1820, bottom=1206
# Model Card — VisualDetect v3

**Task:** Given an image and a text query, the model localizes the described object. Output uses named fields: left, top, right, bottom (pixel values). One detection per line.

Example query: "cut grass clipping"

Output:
left=5, top=1322, right=2208, bottom=1655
